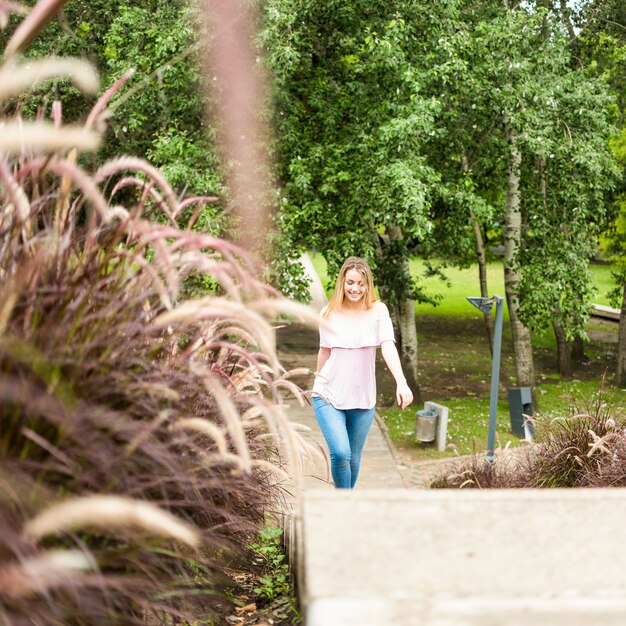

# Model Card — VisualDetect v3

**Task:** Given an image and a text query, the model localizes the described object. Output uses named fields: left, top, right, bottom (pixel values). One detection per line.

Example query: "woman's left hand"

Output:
left=396, top=382, right=413, bottom=409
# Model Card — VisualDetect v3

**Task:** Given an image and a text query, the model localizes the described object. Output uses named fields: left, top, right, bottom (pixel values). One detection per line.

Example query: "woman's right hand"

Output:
left=396, top=382, right=413, bottom=410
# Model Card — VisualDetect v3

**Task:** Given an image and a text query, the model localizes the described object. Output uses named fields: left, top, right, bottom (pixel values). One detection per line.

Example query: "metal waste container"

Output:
left=415, top=408, right=438, bottom=442
left=507, top=387, right=533, bottom=439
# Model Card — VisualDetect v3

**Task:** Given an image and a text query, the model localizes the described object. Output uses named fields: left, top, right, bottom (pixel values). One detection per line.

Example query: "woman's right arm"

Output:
left=317, top=347, right=331, bottom=371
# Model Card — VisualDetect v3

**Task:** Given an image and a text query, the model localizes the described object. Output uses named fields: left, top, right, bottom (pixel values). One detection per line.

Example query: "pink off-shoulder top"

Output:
left=312, top=301, right=395, bottom=409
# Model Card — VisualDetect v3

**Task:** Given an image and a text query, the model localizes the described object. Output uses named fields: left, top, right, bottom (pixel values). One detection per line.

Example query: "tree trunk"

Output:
left=552, top=319, right=572, bottom=377
left=462, top=151, right=494, bottom=353
left=617, top=281, right=626, bottom=387
left=571, top=336, right=586, bottom=363
left=503, top=118, right=535, bottom=388
left=395, top=296, right=420, bottom=401
left=375, top=225, right=421, bottom=403
left=471, top=216, right=494, bottom=354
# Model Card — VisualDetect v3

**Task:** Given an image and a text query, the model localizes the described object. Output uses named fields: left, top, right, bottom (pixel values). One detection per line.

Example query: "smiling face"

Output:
left=343, top=268, right=367, bottom=305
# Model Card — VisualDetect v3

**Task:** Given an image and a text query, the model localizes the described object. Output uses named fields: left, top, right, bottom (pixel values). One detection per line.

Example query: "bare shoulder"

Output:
left=373, top=300, right=389, bottom=314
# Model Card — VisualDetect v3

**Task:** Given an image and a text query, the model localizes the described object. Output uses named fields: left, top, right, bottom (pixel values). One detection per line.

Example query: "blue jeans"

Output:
left=312, top=396, right=376, bottom=489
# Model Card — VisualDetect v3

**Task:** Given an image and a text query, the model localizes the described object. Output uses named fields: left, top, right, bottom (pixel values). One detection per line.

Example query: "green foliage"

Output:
left=1, top=0, right=225, bottom=217
left=148, top=125, right=225, bottom=199
left=249, top=527, right=291, bottom=602
left=262, top=0, right=458, bottom=299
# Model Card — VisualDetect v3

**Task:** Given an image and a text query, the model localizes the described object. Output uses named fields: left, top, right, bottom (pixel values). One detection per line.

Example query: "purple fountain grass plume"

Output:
left=197, top=0, right=272, bottom=264
left=0, top=58, right=99, bottom=100
left=0, top=549, right=96, bottom=599
left=24, top=495, right=202, bottom=549
left=190, top=363, right=252, bottom=472
left=0, top=158, right=30, bottom=223
left=14, top=157, right=109, bottom=219
left=0, top=1, right=28, bottom=30
left=200, top=340, right=276, bottom=388
left=94, top=157, right=180, bottom=218
left=172, top=418, right=229, bottom=456
left=84, top=69, right=134, bottom=132
left=109, top=176, right=178, bottom=222
left=3, top=0, right=68, bottom=56
left=154, top=297, right=279, bottom=368
left=177, top=195, right=219, bottom=212
left=0, top=122, right=100, bottom=155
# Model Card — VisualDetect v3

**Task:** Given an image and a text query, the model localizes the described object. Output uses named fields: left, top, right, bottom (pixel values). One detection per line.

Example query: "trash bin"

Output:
left=507, top=387, right=533, bottom=439
left=415, top=408, right=438, bottom=442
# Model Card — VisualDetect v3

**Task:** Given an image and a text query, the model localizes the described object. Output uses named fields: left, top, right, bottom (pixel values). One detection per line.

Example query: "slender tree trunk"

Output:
left=617, top=281, right=626, bottom=387
left=471, top=216, right=494, bottom=354
left=375, top=225, right=421, bottom=403
left=571, top=336, right=586, bottom=363
left=503, top=118, right=535, bottom=388
left=552, top=319, right=572, bottom=377
left=463, top=153, right=494, bottom=353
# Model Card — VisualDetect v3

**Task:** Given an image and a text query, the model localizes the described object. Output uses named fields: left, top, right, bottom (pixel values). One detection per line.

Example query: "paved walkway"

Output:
left=286, top=402, right=404, bottom=491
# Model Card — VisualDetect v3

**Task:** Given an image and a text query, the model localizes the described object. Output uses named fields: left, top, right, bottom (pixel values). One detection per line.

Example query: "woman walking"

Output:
left=312, top=256, right=413, bottom=489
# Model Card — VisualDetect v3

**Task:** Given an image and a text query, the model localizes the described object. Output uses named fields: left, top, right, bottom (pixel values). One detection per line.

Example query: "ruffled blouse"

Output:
left=312, top=301, right=395, bottom=409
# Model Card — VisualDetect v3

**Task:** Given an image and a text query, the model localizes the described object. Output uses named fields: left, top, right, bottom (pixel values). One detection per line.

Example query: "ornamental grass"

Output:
left=0, top=1, right=317, bottom=623
left=431, top=389, right=626, bottom=490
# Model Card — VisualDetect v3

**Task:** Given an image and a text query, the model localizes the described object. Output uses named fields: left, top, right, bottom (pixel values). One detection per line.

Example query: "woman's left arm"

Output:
left=380, top=340, right=414, bottom=409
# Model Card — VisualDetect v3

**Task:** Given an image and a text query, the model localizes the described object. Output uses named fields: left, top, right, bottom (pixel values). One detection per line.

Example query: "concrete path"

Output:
left=286, top=402, right=404, bottom=491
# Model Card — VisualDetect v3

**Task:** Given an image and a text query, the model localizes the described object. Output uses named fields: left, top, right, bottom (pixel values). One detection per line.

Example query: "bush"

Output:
left=430, top=391, right=626, bottom=489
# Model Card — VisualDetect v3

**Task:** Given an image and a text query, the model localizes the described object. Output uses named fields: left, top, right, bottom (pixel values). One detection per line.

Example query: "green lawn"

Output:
left=382, top=380, right=625, bottom=459
left=307, top=253, right=619, bottom=316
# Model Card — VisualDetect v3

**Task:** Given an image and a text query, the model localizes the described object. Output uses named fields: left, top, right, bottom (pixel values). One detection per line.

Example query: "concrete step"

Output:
left=301, top=488, right=626, bottom=626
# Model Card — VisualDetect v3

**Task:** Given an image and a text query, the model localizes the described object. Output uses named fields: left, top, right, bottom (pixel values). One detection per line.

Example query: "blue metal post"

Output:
left=485, top=296, right=504, bottom=463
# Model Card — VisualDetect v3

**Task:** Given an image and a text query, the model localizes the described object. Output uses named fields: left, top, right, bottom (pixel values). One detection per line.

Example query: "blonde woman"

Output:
left=312, top=256, right=413, bottom=489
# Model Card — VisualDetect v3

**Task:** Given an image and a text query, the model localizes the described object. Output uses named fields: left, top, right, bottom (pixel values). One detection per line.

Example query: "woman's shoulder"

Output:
left=371, top=300, right=390, bottom=316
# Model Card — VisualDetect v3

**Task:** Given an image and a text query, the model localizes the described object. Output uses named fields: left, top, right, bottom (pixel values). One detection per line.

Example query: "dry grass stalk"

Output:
left=173, top=417, right=229, bottom=456
left=23, top=495, right=202, bottom=549
left=0, top=549, right=95, bottom=599
left=0, top=123, right=100, bottom=154
left=0, top=57, right=99, bottom=100
left=198, top=0, right=272, bottom=263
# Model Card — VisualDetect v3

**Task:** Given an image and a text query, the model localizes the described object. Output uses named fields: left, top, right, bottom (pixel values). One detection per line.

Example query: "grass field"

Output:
left=307, top=251, right=624, bottom=460
left=309, top=253, right=619, bottom=315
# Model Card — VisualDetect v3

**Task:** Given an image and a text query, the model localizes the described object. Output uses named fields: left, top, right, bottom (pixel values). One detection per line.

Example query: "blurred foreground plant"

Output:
left=0, top=1, right=318, bottom=623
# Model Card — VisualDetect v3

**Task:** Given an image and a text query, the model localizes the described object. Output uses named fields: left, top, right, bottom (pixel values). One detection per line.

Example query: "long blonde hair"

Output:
left=323, top=256, right=377, bottom=318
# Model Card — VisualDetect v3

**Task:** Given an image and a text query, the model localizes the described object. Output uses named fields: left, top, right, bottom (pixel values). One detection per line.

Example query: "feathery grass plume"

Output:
left=24, top=495, right=202, bottom=548
left=84, top=68, right=134, bottom=131
left=0, top=122, right=100, bottom=154
left=3, top=0, right=67, bottom=56
left=94, top=156, right=180, bottom=218
left=0, top=58, right=99, bottom=100
left=0, top=2, right=28, bottom=30
left=173, top=418, right=230, bottom=456
left=190, top=363, right=253, bottom=472
left=0, top=550, right=95, bottom=599
left=0, top=158, right=30, bottom=221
